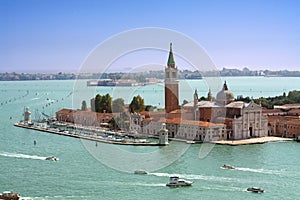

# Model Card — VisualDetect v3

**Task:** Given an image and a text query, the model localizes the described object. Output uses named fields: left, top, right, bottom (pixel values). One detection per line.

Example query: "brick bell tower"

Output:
left=165, top=43, right=179, bottom=113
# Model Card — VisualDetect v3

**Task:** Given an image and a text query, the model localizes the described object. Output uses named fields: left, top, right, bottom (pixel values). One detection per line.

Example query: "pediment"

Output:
left=243, top=101, right=261, bottom=111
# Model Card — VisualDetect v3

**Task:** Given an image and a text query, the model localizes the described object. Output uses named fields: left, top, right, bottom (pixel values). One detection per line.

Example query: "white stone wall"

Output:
left=232, top=103, right=268, bottom=139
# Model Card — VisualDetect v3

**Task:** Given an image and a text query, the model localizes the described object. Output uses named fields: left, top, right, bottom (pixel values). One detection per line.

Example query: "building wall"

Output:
left=56, top=109, right=115, bottom=127
left=165, top=83, right=179, bottom=113
left=268, top=116, right=300, bottom=138
left=232, top=109, right=268, bottom=139
left=199, top=107, right=225, bottom=122
left=174, top=124, right=226, bottom=141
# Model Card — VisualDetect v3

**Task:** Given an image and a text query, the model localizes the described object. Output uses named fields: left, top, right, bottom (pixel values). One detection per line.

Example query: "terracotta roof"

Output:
left=169, top=109, right=187, bottom=114
left=158, top=118, right=225, bottom=127
left=282, top=103, right=300, bottom=107
left=226, top=101, right=248, bottom=108
left=56, top=109, right=74, bottom=115
left=262, top=109, right=284, bottom=113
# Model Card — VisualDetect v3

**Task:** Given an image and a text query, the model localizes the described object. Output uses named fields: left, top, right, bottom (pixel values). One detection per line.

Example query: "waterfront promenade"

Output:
left=15, top=122, right=293, bottom=146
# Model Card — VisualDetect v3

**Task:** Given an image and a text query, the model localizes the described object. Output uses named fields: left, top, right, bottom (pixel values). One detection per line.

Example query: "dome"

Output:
left=216, top=81, right=234, bottom=105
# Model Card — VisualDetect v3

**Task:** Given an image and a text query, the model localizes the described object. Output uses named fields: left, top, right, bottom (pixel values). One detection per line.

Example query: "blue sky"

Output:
left=0, top=0, right=300, bottom=73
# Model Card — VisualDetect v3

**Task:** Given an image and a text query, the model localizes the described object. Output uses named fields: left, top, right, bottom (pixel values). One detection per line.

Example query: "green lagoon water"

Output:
left=1, top=77, right=300, bottom=200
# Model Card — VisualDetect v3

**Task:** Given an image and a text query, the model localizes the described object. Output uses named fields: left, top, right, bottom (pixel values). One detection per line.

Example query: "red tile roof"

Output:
left=158, top=118, right=225, bottom=127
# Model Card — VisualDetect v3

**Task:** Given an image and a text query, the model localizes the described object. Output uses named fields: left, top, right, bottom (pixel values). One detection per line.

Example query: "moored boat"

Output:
left=166, top=176, right=193, bottom=187
left=247, top=187, right=264, bottom=193
left=0, top=191, right=20, bottom=200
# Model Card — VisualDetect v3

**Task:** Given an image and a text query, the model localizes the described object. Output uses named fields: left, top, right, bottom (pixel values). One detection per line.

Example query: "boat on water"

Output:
left=45, top=156, right=58, bottom=161
left=247, top=187, right=264, bottom=193
left=0, top=191, right=20, bottom=200
left=222, top=164, right=235, bottom=169
left=134, top=170, right=148, bottom=174
left=186, top=140, right=195, bottom=144
left=166, top=176, right=193, bottom=187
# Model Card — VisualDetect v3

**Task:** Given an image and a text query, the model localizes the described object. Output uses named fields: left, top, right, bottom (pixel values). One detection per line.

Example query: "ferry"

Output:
left=166, top=176, right=193, bottom=187
left=0, top=191, right=20, bottom=200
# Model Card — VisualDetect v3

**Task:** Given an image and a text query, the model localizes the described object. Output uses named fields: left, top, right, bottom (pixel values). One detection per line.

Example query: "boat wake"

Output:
left=0, top=152, right=48, bottom=161
left=149, top=172, right=236, bottom=182
left=234, top=167, right=283, bottom=175
left=30, top=97, right=40, bottom=100
left=200, top=185, right=245, bottom=192
left=130, top=182, right=166, bottom=187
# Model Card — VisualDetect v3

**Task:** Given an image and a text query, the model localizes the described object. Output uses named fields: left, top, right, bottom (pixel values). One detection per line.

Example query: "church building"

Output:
left=129, top=43, right=268, bottom=142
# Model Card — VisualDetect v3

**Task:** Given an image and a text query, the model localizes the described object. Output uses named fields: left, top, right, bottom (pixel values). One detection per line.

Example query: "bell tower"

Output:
left=165, top=43, right=179, bottom=113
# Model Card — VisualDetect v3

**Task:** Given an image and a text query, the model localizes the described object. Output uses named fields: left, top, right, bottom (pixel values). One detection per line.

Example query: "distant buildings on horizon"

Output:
left=2, top=68, right=300, bottom=81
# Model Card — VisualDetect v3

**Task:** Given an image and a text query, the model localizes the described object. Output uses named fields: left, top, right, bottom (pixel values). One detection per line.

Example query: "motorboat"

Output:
left=186, top=140, right=195, bottom=144
left=0, top=191, right=20, bottom=200
left=222, top=164, right=235, bottom=169
left=166, top=176, right=193, bottom=187
left=247, top=187, right=264, bottom=193
left=45, top=156, right=58, bottom=161
left=134, top=169, right=148, bottom=174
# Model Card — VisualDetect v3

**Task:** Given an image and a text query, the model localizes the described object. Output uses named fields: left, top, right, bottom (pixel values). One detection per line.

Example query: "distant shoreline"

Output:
left=1, top=68, right=300, bottom=81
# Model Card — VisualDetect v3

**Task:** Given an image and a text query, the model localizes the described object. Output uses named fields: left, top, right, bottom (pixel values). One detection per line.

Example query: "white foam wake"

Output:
left=0, top=152, right=47, bottom=160
left=234, top=167, right=283, bottom=175
left=149, top=172, right=235, bottom=182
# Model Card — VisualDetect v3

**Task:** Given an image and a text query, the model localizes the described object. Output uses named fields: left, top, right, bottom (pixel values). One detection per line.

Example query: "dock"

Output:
left=212, top=136, right=293, bottom=146
left=14, top=122, right=164, bottom=146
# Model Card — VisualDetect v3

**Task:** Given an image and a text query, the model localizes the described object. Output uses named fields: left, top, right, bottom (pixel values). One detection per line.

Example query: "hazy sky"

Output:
left=1, top=0, right=300, bottom=73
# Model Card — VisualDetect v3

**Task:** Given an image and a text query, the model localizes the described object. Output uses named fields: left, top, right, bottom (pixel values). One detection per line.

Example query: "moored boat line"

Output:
left=14, top=122, right=164, bottom=146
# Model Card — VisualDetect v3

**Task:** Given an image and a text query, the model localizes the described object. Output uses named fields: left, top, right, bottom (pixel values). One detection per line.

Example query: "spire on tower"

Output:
left=167, top=43, right=175, bottom=68
left=207, top=88, right=212, bottom=101
left=223, top=81, right=228, bottom=91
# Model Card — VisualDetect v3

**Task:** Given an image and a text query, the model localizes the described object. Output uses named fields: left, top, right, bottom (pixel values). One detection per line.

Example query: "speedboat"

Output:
left=247, top=187, right=264, bottom=193
left=166, top=176, right=193, bottom=187
left=134, top=169, right=148, bottom=174
left=222, top=164, right=235, bottom=169
left=45, top=156, right=58, bottom=161
left=0, top=191, right=20, bottom=200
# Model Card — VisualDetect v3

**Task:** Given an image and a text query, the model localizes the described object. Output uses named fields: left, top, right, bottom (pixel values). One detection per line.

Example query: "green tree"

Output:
left=145, top=105, right=157, bottom=111
left=94, top=93, right=112, bottom=113
left=112, top=98, right=125, bottom=113
left=95, top=94, right=102, bottom=112
left=129, top=95, right=145, bottom=113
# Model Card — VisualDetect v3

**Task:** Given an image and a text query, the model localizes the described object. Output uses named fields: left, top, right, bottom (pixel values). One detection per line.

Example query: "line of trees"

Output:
left=88, top=93, right=147, bottom=113
left=236, top=90, right=300, bottom=109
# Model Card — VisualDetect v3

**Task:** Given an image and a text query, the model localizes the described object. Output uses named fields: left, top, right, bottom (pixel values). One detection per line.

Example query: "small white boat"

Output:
left=134, top=170, right=148, bottom=174
left=45, top=156, right=58, bottom=161
left=186, top=140, right=195, bottom=144
left=166, top=176, right=193, bottom=187
left=0, top=191, right=20, bottom=200
left=247, top=187, right=264, bottom=193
